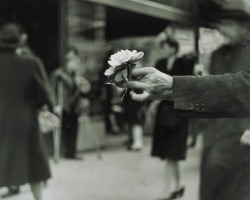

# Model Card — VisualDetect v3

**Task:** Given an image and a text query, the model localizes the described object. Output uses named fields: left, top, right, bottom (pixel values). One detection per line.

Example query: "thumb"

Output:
left=130, top=90, right=150, bottom=102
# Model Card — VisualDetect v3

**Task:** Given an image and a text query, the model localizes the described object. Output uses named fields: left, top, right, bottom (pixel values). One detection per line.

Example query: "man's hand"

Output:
left=241, top=129, right=250, bottom=145
left=53, top=105, right=62, bottom=116
left=126, top=67, right=173, bottom=101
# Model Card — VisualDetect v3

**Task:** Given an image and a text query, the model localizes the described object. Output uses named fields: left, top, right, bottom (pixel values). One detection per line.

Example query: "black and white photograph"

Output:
left=0, top=0, right=250, bottom=199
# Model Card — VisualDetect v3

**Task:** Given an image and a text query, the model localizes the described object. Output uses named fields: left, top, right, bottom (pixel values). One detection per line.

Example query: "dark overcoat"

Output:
left=0, top=49, right=55, bottom=187
left=200, top=43, right=250, bottom=200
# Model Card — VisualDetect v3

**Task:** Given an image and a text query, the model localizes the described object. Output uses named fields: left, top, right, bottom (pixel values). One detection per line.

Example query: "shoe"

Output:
left=65, top=155, right=83, bottom=160
left=159, top=187, right=185, bottom=200
left=1, top=186, right=20, bottom=198
left=130, top=143, right=143, bottom=151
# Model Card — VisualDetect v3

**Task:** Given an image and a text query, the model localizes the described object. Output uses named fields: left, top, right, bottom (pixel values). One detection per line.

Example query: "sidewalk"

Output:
left=0, top=135, right=202, bottom=200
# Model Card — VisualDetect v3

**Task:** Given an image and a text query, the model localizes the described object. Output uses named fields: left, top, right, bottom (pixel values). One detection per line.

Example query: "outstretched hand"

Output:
left=241, top=129, right=250, bottom=145
left=126, top=67, right=173, bottom=101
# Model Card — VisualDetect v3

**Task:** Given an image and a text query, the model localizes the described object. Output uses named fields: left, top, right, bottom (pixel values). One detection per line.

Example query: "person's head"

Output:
left=17, top=25, right=28, bottom=46
left=65, top=46, right=79, bottom=60
left=0, top=23, right=22, bottom=49
left=216, top=19, right=250, bottom=44
left=213, top=0, right=250, bottom=44
left=65, top=46, right=81, bottom=74
left=159, top=37, right=179, bottom=57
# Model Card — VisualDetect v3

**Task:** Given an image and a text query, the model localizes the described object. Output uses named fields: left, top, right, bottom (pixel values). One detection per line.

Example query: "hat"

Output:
left=215, top=0, right=250, bottom=20
left=0, top=23, right=22, bottom=49
left=199, top=0, right=250, bottom=23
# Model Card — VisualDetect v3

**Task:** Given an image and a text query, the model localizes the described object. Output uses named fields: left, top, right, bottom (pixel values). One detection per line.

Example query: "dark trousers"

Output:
left=200, top=139, right=250, bottom=200
left=201, top=163, right=250, bottom=200
left=62, top=112, right=78, bottom=157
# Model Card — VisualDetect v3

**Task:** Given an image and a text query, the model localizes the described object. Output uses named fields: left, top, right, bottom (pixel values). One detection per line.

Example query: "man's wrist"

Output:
left=166, top=76, right=173, bottom=100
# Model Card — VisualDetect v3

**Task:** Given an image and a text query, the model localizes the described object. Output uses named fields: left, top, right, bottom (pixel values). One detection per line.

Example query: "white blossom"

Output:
left=104, top=49, right=144, bottom=77
left=107, top=49, right=144, bottom=68
left=104, top=67, right=114, bottom=76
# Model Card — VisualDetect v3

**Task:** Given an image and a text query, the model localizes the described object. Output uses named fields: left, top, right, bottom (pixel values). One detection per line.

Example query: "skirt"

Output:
left=151, top=122, right=189, bottom=160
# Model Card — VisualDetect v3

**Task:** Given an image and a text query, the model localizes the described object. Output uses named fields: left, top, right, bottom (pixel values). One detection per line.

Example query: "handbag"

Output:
left=38, top=110, right=60, bottom=134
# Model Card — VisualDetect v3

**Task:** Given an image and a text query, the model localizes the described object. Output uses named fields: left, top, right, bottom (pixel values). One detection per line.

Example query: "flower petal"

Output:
left=104, top=67, right=114, bottom=76
left=131, top=51, right=144, bottom=62
left=107, top=49, right=144, bottom=70
left=119, top=50, right=131, bottom=63
left=108, top=59, right=121, bottom=68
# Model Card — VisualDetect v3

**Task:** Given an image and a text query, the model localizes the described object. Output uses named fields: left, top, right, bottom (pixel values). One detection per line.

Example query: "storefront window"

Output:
left=67, top=0, right=107, bottom=116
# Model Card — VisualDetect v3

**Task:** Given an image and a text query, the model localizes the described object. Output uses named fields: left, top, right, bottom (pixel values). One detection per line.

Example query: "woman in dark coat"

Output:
left=0, top=24, right=56, bottom=200
left=151, top=36, right=195, bottom=200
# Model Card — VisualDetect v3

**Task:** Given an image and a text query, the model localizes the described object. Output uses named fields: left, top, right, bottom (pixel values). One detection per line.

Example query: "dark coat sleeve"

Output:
left=173, top=71, right=250, bottom=118
left=32, top=58, right=56, bottom=110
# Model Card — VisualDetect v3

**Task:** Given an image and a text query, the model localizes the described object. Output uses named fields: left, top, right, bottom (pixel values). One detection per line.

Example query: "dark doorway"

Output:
left=0, top=0, right=59, bottom=73
left=106, top=7, right=169, bottom=40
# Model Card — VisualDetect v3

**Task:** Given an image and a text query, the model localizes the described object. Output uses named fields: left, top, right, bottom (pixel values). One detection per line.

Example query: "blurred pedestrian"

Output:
left=123, top=60, right=146, bottom=151
left=99, top=48, right=124, bottom=135
left=0, top=23, right=56, bottom=200
left=151, top=36, right=195, bottom=200
left=200, top=6, right=250, bottom=200
left=123, top=90, right=145, bottom=151
left=1, top=24, right=36, bottom=198
left=51, top=46, right=91, bottom=159
left=109, top=85, right=125, bottom=134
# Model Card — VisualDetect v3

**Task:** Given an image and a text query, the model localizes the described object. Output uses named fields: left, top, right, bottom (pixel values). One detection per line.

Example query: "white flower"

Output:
left=107, top=49, right=144, bottom=68
left=104, top=67, right=114, bottom=76
left=130, top=50, right=144, bottom=62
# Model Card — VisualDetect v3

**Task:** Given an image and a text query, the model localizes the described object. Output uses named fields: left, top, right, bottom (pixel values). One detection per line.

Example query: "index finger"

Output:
left=131, top=67, right=154, bottom=78
left=126, top=80, right=147, bottom=90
